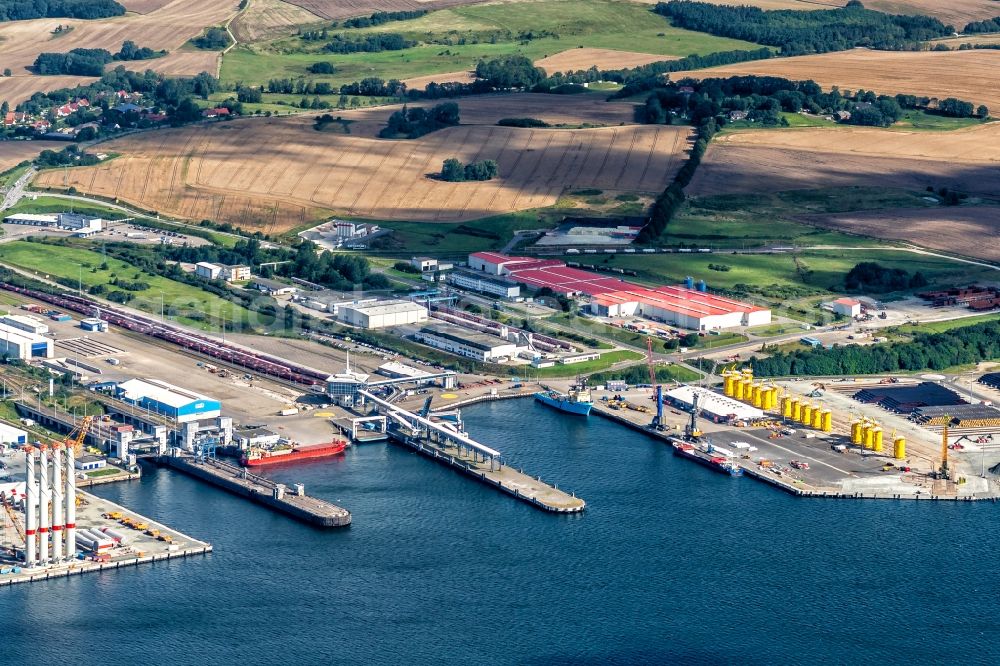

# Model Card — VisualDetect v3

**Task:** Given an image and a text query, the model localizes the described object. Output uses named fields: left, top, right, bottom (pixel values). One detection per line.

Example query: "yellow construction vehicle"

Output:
left=67, top=415, right=95, bottom=457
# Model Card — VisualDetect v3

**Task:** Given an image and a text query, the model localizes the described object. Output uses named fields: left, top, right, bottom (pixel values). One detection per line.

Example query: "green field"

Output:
left=531, top=349, right=644, bottom=377
left=222, top=0, right=762, bottom=86
left=0, top=241, right=256, bottom=330
left=4, top=195, right=132, bottom=221
left=606, top=248, right=995, bottom=300
left=747, top=322, right=807, bottom=337
left=663, top=187, right=939, bottom=251
left=890, top=111, right=989, bottom=132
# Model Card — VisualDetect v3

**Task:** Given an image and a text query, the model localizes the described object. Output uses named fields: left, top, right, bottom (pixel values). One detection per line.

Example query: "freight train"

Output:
left=0, top=282, right=327, bottom=387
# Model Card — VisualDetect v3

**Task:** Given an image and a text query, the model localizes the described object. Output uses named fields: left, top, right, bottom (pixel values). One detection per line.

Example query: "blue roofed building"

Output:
left=115, top=378, right=221, bottom=423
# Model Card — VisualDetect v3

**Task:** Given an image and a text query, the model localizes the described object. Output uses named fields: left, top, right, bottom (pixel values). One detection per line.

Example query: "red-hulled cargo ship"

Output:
left=241, top=440, right=347, bottom=467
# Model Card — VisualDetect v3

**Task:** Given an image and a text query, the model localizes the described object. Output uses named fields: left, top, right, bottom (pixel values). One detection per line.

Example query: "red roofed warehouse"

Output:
left=466, top=253, right=770, bottom=330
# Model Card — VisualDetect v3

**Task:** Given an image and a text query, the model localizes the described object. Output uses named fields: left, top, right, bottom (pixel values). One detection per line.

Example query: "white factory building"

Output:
left=415, top=325, right=518, bottom=362
left=0, top=314, right=49, bottom=335
left=3, top=212, right=102, bottom=235
left=831, top=297, right=862, bottom=318
left=0, top=321, right=54, bottom=360
left=0, top=423, right=28, bottom=445
left=664, top=385, right=764, bottom=424
left=337, top=300, right=428, bottom=329
left=115, top=378, right=221, bottom=423
left=196, top=263, right=251, bottom=282
left=447, top=270, right=521, bottom=299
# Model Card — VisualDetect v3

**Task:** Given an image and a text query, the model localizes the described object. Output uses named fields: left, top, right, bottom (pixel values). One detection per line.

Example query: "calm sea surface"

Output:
left=3, top=399, right=999, bottom=665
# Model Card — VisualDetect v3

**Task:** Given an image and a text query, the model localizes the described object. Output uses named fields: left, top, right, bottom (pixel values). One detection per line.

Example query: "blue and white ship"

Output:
left=534, top=385, right=593, bottom=416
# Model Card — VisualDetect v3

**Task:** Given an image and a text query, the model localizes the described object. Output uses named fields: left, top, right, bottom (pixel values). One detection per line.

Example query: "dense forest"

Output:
left=844, top=262, right=927, bottom=292
left=475, top=55, right=546, bottom=89
left=0, top=0, right=123, bottom=21
left=34, top=43, right=164, bottom=76
left=191, top=27, right=232, bottom=50
left=752, top=320, right=1000, bottom=376
left=322, top=33, right=414, bottom=53
left=379, top=102, right=460, bottom=139
left=34, top=49, right=113, bottom=76
left=655, top=1, right=953, bottom=54
left=963, top=17, right=1000, bottom=34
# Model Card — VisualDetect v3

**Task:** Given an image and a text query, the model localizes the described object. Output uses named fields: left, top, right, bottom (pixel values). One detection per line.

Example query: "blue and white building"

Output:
left=0, top=321, right=54, bottom=361
left=115, top=378, right=221, bottom=423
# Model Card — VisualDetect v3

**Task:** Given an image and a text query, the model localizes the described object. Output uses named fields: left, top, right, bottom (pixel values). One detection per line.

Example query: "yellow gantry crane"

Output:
left=67, top=415, right=95, bottom=456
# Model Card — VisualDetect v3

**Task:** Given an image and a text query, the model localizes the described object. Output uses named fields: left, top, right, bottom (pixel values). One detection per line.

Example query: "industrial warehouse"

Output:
left=465, top=252, right=770, bottom=330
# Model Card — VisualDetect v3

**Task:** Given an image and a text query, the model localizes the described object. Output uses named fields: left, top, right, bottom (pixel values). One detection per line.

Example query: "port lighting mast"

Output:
left=646, top=338, right=663, bottom=430
left=938, top=419, right=951, bottom=481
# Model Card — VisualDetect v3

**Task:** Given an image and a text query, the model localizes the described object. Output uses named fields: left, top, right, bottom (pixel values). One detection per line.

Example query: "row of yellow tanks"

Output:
left=722, top=369, right=906, bottom=460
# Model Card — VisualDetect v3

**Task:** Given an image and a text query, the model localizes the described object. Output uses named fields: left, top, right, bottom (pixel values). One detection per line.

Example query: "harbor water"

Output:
left=3, top=399, right=1000, bottom=665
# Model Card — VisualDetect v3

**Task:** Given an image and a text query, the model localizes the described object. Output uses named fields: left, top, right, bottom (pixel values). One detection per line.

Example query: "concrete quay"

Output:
left=589, top=399, right=999, bottom=502
left=390, top=431, right=586, bottom=513
left=159, top=454, right=351, bottom=527
left=0, top=490, right=211, bottom=587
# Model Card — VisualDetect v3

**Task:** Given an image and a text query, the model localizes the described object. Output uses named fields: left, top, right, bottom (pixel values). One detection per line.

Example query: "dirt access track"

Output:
left=669, top=49, right=1000, bottom=115
left=688, top=124, right=1000, bottom=198
left=33, top=94, right=689, bottom=233
left=0, top=0, right=239, bottom=103
left=796, top=206, right=1000, bottom=263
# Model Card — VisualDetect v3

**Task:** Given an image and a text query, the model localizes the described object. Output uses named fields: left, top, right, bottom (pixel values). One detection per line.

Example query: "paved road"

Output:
left=1, top=166, right=37, bottom=211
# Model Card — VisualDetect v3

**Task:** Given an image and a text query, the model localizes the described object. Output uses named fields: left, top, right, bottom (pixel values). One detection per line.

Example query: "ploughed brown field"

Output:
left=230, top=0, right=325, bottom=43
left=0, top=0, right=239, bottom=103
left=688, top=124, right=1000, bottom=198
left=282, top=0, right=489, bottom=21
left=402, top=70, right=477, bottom=90
left=118, top=0, right=175, bottom=13
left=670, top=49, right=1000, bottom=117
left=33, top=95, right=689, bottom=232
left=0, top=75, right=97, bottom=107
left=117, top=51, right=221, bottom=77
left=796, top=207, right=1000, bottom=262
left=0, top=141, right=73, bottom=172
left=535, top=48, right=676, bottom=75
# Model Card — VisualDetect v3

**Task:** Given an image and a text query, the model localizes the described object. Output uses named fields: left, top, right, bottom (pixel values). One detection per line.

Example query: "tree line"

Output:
left=341, top=9, right=427, bottom=29
left=34, top=42, right=166, bottom=76
left=321, top=33, right=414, bottom=53
left=655, top=0, right=953, bottom=55
left=641, top=76, right=985, bottom=131
left=0, top=0, right=123, bottom=22
left=752, top=320, right=1000, bottom=377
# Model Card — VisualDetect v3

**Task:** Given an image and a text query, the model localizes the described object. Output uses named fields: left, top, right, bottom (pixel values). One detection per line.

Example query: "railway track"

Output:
left=0, top=282, right=327, bottom=388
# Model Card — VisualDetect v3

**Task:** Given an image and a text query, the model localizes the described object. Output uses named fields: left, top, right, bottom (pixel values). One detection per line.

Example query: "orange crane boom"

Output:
left=67, top=415, right=95, bottom=456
